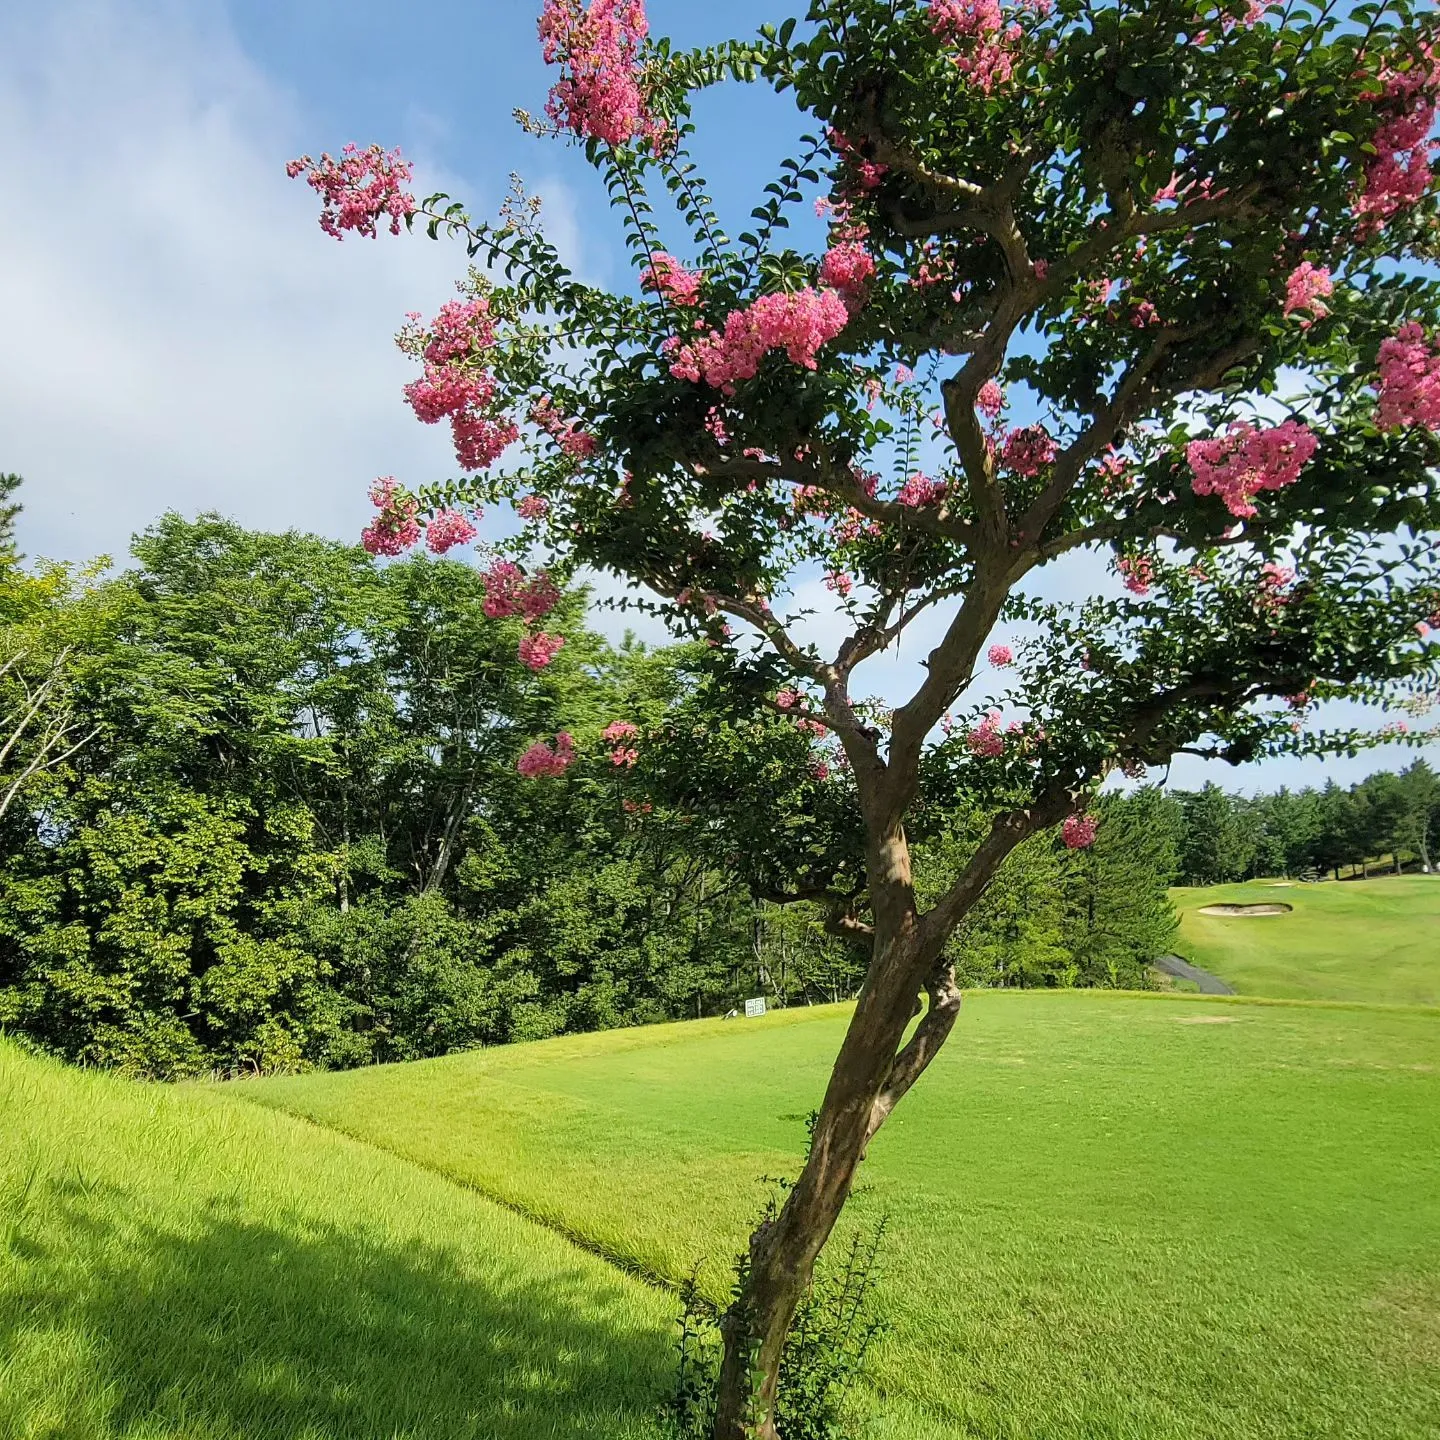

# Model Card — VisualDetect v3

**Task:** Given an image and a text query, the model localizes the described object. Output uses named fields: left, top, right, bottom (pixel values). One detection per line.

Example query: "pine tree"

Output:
left=0, top=474, right=21, bottom=565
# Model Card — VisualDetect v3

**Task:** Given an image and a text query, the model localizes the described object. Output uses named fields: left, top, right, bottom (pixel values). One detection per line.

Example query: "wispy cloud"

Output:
left=0, top=0, right=513, bottom=563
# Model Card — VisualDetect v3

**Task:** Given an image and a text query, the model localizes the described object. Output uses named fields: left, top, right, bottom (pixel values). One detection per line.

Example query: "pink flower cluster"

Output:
left=603, top=720, right=640, bottom=766
left=517, top=731, right=576, bottom=778
left=1353, top=46, right=1440, bottom=235
left=819, top=242, right=877, bottom=311
left=967, top=710, right=1006, bottom=758
left=1283, top=262, right=1333, bottom=324
left=642, top=251, right=704, bottom=306
left=519, top=632, right=566, bottom=671
left=1374, top=321, right=1440, bottom=432
left=538, top=0, right=662, bottom=149
left=825, top=569, right=855, bottom=598
left=999, top=425, right=1058, bottom=477
left=425, top=299, right=496, bottom=362
left=898, top=472, right=946, bottom=508
left=1257, top=562, right=1298, bottom=613
left=666, top=287, right=850, bottom=392
left=927, top=0, right=1050, bottom=94
left=403, top=297, right=520, bottom=473
left=1117, top=555, right=1155, bottom=596
left=286, top=143, right=417, bottom=240
left=517, top=494, right=551, bottom=521
left=988, top=644, right=1014, bottom=667
left=1062, top=814, right=1098, bottom=850
left=530, top=396, right=598, bottom=459
left=977, top=380, right=1006, bottom=421
left=362, top=477, right=421, bottom=556
left=829, top=130, right=888, bottom=191
left=426, top=508, right=478, bottom=555
left=482, top=561, right=562, bottom=623
left=776, top=688, right=802, bottom=710
left=1186, top=419, right=1317, bottom=518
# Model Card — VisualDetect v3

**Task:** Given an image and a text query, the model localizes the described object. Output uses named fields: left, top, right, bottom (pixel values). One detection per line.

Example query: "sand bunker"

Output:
left=1197, top=903, right=1293, bottom=917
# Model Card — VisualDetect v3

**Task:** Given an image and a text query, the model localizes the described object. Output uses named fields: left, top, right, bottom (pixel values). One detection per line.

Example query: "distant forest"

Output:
left=1168, top=765, right=1438, bottom=886
left=0, top=495, right=1430, bottom=1077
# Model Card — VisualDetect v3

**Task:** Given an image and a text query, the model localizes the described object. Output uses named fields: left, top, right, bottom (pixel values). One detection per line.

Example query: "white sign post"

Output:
left=744, top=997, right=767, bottom=1019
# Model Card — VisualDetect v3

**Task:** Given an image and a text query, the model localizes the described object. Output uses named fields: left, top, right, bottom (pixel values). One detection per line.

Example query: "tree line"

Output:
left=0, top=499, right=1178, bottom=1077
left=1171, top=766, right=1439, bottom=886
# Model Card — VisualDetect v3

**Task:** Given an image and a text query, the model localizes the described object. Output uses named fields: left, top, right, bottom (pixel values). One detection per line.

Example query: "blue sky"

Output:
left=1, top=0, right=1434, bottom=793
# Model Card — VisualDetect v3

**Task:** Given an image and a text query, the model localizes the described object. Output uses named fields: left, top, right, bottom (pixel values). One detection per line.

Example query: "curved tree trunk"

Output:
left=709, top=796, right=1057, bottom=1439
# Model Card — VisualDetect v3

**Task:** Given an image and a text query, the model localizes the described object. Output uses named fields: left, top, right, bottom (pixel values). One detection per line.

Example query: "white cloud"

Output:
left=0, top=0, right=552, bottom=564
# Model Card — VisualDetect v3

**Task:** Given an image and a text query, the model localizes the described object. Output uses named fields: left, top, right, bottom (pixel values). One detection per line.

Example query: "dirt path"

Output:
left=1154, top=954, right=1237, bottom=996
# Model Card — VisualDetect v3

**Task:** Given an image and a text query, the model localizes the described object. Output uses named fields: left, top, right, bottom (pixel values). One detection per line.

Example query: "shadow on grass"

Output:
left=2, top=1177, right=673, bottom=1439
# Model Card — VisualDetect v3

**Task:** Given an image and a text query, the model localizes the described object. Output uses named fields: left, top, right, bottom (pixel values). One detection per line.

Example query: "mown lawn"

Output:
left=1173, top=874, right=1440, bottom=1004
left=0, top=1040, right=674, bottom=1440
left=250, top=990, right=1440, bottom=1440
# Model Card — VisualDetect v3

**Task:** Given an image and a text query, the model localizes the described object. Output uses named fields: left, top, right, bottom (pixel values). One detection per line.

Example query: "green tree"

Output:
left=297, top=2, right=1440, bottom=1423
left=1064, top=789, right=1179, bottom=986
left=0, top=474, right=21, bottom=567
left=1397, top=760, right=1440, bottom=872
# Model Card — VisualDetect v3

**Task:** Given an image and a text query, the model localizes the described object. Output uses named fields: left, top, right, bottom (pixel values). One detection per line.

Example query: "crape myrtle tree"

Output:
left=292, top=0, right=1440, bottom=1432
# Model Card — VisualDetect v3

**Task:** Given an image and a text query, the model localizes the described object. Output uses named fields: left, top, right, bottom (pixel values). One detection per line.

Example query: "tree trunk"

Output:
left=711, top=920, right=929, bottom=1439
left=711, top=816, right=960, bottom=1439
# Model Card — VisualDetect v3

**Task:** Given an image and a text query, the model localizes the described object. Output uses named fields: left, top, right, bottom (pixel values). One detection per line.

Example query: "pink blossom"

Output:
left=776, top=688, right=802, bottom=710
left=927, top=0, right=1036, bottom=93
left=1186, top=419, right=1317, bottom=518
left=452, top=413, right=521, bottom=472
left=530, top=395, right=598, bottom=459
left=538, top=0, right=662, bottom=149
left=1130, top=299, right=1162, bottom=328
left=1283, top=262, right=1333, bottom=324
left=517, top=494, right=551, bottom=520
left=520, top=572, right=562, bottom=623
left=898, top=473, right=946, bottom=508
left=424, top=298, right=496, bottom=363
left=967, top=709, right=1006, bottom=758
left=829, top=130, right=889, bottom=190
left=426, top=508, right=478, bottom=554
left=642, top=251, right=704, bottom=306
left=519, top=631, right=566, bottom=671
left=610, top=746, right=640, bottom=767
left=603, top=720, right=640, bottom=743
left=1116, top=555, right=1155, bottom=596
left=977, top=380, right=1006, bottom=420
left=796, top=717, right=828, bottom=737
left=810, top=760, right=832, bottom=782
left=667, top=287, right=850, bottom=392
left=825, top=569, right=855, bottom=598
left=287, top=143, right=417, bottom=240
left=1353, top=46, right=1440, bottom=234
left=1062, top=814, right=1098, bottom=850
left=517, top=732, right=576, bottom=779
left=820, top=242, right=877, bottom=309
left=988, top=644, right=1014, bottom=667
left=1098, top=448, right=1131, bottom=496
left=1032, top=259, right=1049, bottom=281
left=1374, top=321, right=1440, bottom=432
left=999, top=424, right=1057, bottom=477
left=362, top=476, right=421, bottom=556
left=1257, top=562, right=1298, bottom=613
left=404, top=364, right=495, bottom=424
left=483, top=562, right=561, bottom=622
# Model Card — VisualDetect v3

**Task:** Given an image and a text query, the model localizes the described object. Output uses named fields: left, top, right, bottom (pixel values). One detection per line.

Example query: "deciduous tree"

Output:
left=293, top=2, right=1440, bottom=1430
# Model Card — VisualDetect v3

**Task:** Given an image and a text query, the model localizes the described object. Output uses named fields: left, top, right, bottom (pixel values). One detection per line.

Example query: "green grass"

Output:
left=248, top=991, right=1440, bottom=1440
left=1173, top=874, right=1440, bottom=1004
left=0, top=1039, right=675, bottom=1440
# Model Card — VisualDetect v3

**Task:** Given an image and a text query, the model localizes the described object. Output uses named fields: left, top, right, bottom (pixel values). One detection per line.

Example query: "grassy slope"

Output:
left=0, top=1040, right=674, bottom=1440
left=1173, top=875, right=1440, bottom=1004
left=251, top=991, right=1440, bottom=1440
